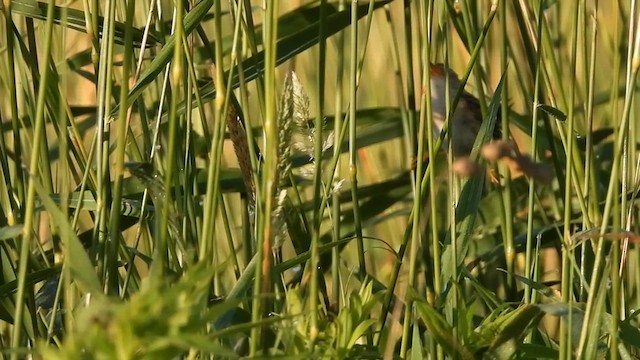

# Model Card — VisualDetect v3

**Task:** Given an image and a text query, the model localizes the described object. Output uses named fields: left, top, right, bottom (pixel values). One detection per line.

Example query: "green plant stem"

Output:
left=106, top=0, right=135, bottom=298
left=11, top=0, right=57, bottom=356
left=496, top=0, right=515, bottom=299
left=199, top=0, right=243, bottom=263
left=559, top=3, right=580, bottom=358
left=400, top=0, right=432, bottom=356
left=231, top=0, right=264, bottom=272
left=95, top=0, right=116, bottom=288
left=524, top=0, right=545, bottom=308
left=331, top=0, right=347, bottom=312
left=154, top=0, right=184, bottom=280
left=459, top=1, right=487, bottom=117
left=250, top=1, right=278, bottom=355
left=603, top=3, right=621, bottom=359
left=308, top=0, right=328, bottom=342
left=348, top=0, right=368, bottom=297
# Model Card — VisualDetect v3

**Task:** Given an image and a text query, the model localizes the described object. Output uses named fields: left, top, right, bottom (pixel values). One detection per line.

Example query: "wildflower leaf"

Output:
left=347, top=319, right=377, bottom=348
left=415, top=300, right=476, bottom=360
left=486, top=305, right=544, bottom=359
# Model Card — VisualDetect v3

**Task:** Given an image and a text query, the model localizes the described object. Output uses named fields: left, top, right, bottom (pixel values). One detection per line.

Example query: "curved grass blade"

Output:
left=60, top=2, right=338, bottom=83
left=113, top=0, right=391, bottom=118
left=11, top=0, right=159, bottom=47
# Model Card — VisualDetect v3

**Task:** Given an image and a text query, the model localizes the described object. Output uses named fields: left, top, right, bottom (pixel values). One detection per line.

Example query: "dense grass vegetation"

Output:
left=1, top=0, right=640, bottom=358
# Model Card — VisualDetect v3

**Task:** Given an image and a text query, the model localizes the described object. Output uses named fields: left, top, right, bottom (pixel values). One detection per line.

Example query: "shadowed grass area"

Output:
left=0, top=0, right=639, bottom=358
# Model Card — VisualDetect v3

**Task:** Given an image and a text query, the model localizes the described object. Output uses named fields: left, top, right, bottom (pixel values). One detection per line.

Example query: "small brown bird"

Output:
left=429, top=63, right=502, bottom=158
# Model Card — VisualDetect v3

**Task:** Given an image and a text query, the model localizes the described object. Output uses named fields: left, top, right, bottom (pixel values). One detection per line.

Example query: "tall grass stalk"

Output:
left=348, top=0, right=367, bottom=298
left=106, top=0, right=135, bottom=293
left=11, top=1, right=57, bottom=356
left=524, top=0, right=546, bottom=308
left=331, top=0, right=346, bottom=316
left=558, top=2, right=580, bottom=358
left=399, top=0, right=433, bottom=357
left=307, top=0, right=328, bottom=343
left=498, top=0, right=515, bottom=298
